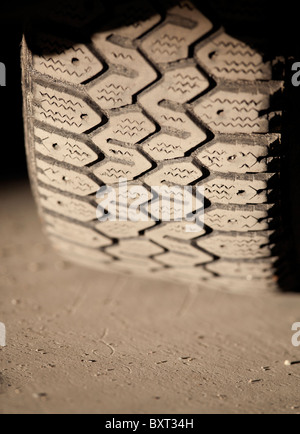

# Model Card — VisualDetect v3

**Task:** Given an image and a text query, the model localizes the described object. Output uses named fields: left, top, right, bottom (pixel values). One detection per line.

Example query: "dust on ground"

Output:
left=0, top=180, right=300, bottom=414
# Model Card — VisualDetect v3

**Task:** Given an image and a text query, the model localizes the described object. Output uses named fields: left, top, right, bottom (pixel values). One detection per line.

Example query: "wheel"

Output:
left=22, top=0, right=292, bottom=293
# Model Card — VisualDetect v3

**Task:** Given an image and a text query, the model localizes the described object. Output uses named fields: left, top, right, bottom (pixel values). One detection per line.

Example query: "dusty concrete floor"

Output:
left=0, top=180, right=300, bottom=414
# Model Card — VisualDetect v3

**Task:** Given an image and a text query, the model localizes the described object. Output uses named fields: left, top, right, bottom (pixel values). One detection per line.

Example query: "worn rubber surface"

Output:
left=22, top=0, right=285, bottom=292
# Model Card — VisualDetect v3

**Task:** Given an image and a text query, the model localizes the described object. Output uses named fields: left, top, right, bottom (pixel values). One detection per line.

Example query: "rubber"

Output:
left=22, top=0, right=285, bottom=292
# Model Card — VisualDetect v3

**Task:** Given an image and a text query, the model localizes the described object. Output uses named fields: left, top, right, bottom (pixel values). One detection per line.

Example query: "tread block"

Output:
left=155, top=250, right=211, bottom=267
left=88, top=74, right=134, bottom=110
left=106, top=239, right=165, bottom=259
left=93, top=111, right=156, bottom=145
left=194, top=88, right=272, bottom=134
left=35, top=128, right=98, bottom=167
left=151, top=237, right=211, bottom=260
left=144, top=161, right=203, bottom=186
left=45, top=215, right=111, bottom=248
left=33, top=84, right=101, bottom=133
left=161, top=67, right=209, bottom=104
left=95, top=221, right=155, bottom=239
left=145, top=222, right=205, bottom=242
left=139, top=69, right=207, bottom=147
left=38, top=187, right=96, bottom=222
left=204, top=205, right=271, bottom=232
left=143, top=133, right=192, bottom=161
left=197, top=233, right=273, bottom=259
left=88, top=38, right=157, bottom=109
left=202, top=175, right=271, bottom=205
left=94, top=159, right=151, bottom=184
left=93, top=150, right=152, bottom=187
left=95, top=182, right=153, bottom=217
left=196, top=31, right=272, bottom=81
left=149, top=185, right=200, bottom=222
left=141, top=5, right=212, bottom=64
left=36, top=159, right=99, bottom=196
left=195, top=136, right=278, bottom=174
left=32, top=34, right=103, bottom=85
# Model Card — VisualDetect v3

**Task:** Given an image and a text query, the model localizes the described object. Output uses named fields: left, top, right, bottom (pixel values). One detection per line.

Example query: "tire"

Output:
left=22, top=0, right=287, bottom=293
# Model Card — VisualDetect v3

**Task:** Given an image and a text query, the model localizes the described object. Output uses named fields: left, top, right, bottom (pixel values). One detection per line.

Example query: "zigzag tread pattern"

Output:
left=38, top=187, right=97, bottom=222
left=33, top=84, right=102, bottom=134
left=34, top=127, right=98, bottom=167
left=194, top=90, right=272, bottom=134
left=202, top=177, right=270, bottom=205
left=196, top=32, right=272, bottom=81
left=45, top=214, right=111, bottom=248
left=36, top=159, right=99, bottom=196
left=32, top=35, right=104, bottom=85
left=204, top=207, right=270, bottom=232
left=23, top=0, right=281, bottom=292
left=197, top=233, right=273, bottom=259
left=195, top=139, right=276, bottom=174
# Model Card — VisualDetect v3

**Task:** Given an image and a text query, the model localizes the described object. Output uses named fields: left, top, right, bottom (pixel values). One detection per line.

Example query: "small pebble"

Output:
left=35, top=349, right=47, bottom=355
left=284, top=360, right=292, bottom=366
left=11, top=299, right=21, bottom=306
left=33, top=393, right=48, bottom=401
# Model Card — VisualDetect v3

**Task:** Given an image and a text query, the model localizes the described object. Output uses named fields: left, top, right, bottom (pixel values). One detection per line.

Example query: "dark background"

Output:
left=0, top=7, right=27, bottom=181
